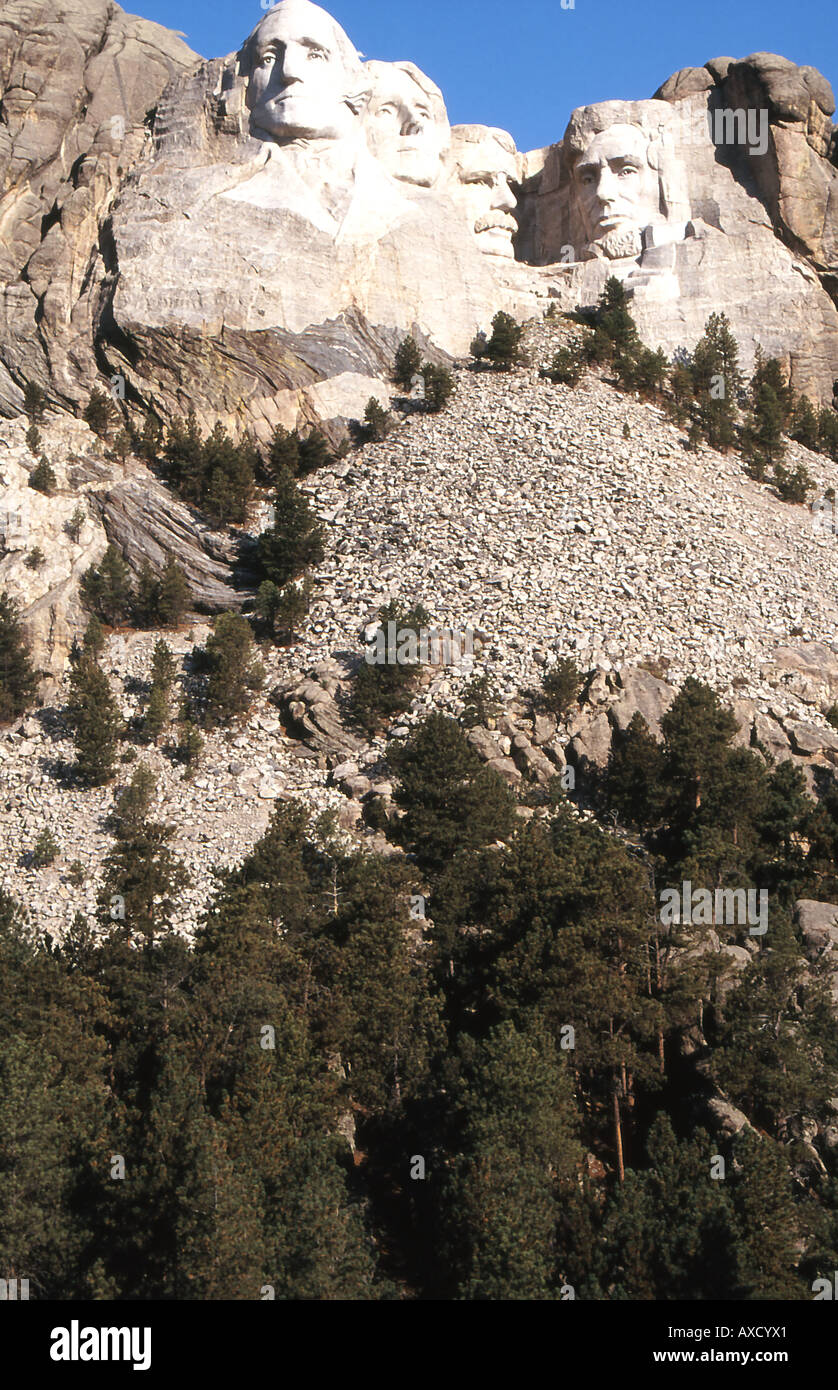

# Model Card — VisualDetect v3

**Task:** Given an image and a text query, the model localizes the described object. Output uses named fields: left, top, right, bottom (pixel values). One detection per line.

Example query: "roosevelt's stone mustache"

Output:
left=475, top=212, right=517, bottom=233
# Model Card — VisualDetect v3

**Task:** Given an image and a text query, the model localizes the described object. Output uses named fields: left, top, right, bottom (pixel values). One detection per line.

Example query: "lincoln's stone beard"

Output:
left=241, top=0, right=366, bottom=143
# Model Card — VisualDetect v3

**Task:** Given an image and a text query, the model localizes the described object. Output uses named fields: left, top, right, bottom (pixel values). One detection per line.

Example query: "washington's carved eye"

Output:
left=260, top=53, right=276, bottom=67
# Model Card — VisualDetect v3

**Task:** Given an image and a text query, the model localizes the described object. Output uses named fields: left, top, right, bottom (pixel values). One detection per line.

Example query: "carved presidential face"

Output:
left=450, top=128, right=519, bottom=258
left=365, top=62, right=450, bottom=187
left=573, top=125, right=661, bottom=247
left=243, top=1, right=364, bottom=142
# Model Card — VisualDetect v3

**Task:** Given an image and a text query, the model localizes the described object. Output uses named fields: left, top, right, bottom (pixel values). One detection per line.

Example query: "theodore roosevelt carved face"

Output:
left=241, top=1, right=366, bottom=143
left=449, top=125, right=520, bottom=258
left=364, top=61, right=450, bottom=187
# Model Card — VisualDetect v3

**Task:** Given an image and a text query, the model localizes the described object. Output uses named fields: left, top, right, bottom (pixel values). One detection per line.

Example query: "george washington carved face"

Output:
left=241, top=1, right=366, bottom=142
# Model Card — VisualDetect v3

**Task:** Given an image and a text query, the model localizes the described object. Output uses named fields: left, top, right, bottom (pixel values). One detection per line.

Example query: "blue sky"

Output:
left=136, top=0, right=838, bottom=152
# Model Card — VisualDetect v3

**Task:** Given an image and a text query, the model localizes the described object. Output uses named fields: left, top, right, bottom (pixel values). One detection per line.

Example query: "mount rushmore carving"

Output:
left=0, top=0, right=837, bottom=439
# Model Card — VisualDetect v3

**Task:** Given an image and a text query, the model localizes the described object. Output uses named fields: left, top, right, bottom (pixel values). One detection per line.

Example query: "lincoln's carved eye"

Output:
left=308, top=46, right=328, bottom=60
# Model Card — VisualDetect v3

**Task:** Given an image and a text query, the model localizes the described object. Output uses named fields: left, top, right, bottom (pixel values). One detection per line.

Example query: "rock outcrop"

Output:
left=0, top=0, right=199, bottom=414
left=0, top=413, right=241, bottom=682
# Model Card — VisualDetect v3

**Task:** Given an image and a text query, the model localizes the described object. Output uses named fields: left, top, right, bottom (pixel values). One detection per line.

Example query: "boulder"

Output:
left=703, top=1096, right=753, bottom=1138
left=568, top=713, right=613, bottom=771
left=609, top=666, right=676, bottom=738
left=795, top=899, right=838, bottom=958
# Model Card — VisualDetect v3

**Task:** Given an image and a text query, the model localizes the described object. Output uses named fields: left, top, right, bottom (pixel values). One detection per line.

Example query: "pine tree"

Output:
left=728, top=1129, right=807, bottom=1299
left=363, top=397, right=392, bottom=442
left=112, top=762, right=157, bottom=840
left=606, top=712, right=665, bottom=830
left=80, top=545, right=134, bottom=626
left=790, top=392, right=820, bottom=452
left=393, top=336, right=422, bottom=391
left=203, top=613, right=265, bottom=726
left=390, top=712, right=516, bottom=868
left=175, top=713, right=204, bottom=776
left=83, top=387, right=116, bottom=439
left=145, top=680, right=170, bottom=741
left=123, top=1042, right=265, bottom=1297
left=67, top=654, right=123, bottom=785
left=351, top=598, right=429, bottom=734
left=660, top=677, right=738, bottom=815
left=818, top=407, right=838, bottom=462
left=599, top=1117, right=739, bottom=1299
left=101, top=802, right=188, bottom=940
left=134, top=561, right=160, bottom=627
left=297, top=429, right=333, bottom=475
left=436, top=1022, right=581, bottom=1300
left=421, top=364, right=455, bottom=412
left=541, top=657, right=583, bottom=717
left=743, top=353, right=788, bottom=478
left=542, top=344, right=586, bottom=386
left=112, top=428, right=133, bottom=463
left=691, top=312, right=742, bottom=451
left=268, top=1134, right=380, bottom=1299
left=65, top=505, right=86, bottom=543
left=202, top=423, right=254, bottom=524
left=317, top=852, right=444, bottom=1112
left=255, top=578, right=312, bottom=644
left=0, top=592, right=37, bottom=723
left=156, top=557, right=190, bottom=627
left=150, top=638, right=178, bottom=692
left=137, top=413, right=163, bottom=464
left=22, top=380, right=46, bottom=423
left=482, top=311, right=525, bottom=370
left=164, top=412, right=205, bottom=498
left=268, top=425, right=301, bottom=477
left=596, top=276, right=641, bottom=362
left=29, top=456, right=56, bottom=495
left=257, top=467, right=326, bottom=588
left=81, top=614, right=106, bottom=661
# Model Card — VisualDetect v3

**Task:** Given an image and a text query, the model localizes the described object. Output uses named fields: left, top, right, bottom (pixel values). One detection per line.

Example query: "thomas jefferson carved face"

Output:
left=573, top=125, right=661, bottom=253
left=364, top=62, right=450, bottom=187
left=242, top=1, right=365, bottom=142
left=450, top=126, right=519, bottom=258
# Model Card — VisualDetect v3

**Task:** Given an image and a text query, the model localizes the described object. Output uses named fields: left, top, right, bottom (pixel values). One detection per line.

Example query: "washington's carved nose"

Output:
left=279, top=47, right=308, bottom=84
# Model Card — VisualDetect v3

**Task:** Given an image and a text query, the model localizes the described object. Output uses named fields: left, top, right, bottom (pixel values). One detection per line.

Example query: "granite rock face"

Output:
left=656, top=53, right=838, bottom=281
left=0, top=0, right=199, bottom=415
left=0, top=2, right=837, bottom=437
left=525, top=79, right=838, bottom=399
